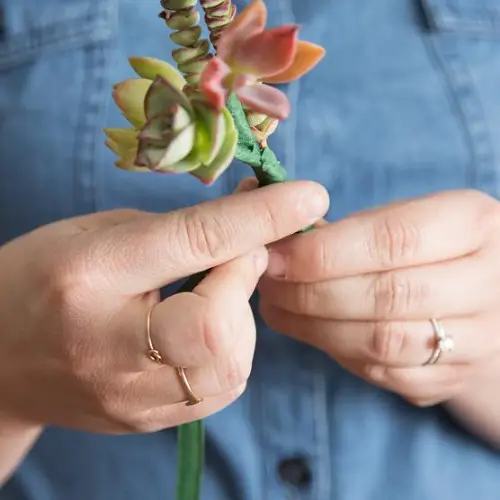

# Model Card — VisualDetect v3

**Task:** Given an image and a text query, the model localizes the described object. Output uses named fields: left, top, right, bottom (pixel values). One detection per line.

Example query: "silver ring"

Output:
left=423, top=318, right=454, bottom=366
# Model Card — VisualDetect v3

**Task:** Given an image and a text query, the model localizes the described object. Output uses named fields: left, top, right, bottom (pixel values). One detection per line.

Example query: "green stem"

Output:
left=176, top=420, right=205, bottom=500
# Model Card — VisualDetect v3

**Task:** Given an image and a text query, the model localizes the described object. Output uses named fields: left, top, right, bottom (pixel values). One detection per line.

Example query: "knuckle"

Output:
left=181, top=209, right=229, bottom=262
left=307, top=234, right=331, bottom=278
left=370, top=215, right=420, bottom=267
left=218, top=352, right=252, bottom=393
left=476, top=197, right=500, bottom=242
left=369, top=322, right=409, bottom=364
left=371, top=272, right=424, bottom=318
left=200, top=303, right=233, bottom=359
left=119, top=411, right=160, bottom=434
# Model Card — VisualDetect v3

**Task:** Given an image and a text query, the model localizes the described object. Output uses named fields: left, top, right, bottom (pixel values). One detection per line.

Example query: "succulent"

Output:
left=200, top=0, right=236, bottom=48
left=105, top=57, right=237, bottom=185
left=199, top=0, right=325, bottom=120
left=159, top=0, right=213, bottom=87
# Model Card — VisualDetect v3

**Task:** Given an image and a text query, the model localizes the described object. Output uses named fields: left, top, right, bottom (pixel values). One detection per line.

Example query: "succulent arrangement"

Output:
left=105, top=1, right=325, bottom=498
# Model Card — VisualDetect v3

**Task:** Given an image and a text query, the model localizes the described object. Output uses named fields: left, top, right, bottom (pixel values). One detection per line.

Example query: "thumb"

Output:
left=97, top=180, right=329, bottom=294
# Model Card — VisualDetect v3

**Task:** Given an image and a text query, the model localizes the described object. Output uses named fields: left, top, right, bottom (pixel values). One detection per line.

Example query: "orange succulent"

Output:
left=199, top=0, right=325, bottom=119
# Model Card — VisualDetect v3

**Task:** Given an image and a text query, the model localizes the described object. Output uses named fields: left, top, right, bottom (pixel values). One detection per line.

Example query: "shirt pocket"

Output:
left=0, top=0, right=115, bottom=243
left=420, top=0, right=500, bottom=197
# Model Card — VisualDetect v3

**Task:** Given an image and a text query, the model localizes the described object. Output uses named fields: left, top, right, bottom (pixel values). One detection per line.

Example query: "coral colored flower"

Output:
left=199, top=0, right=325, bottom=119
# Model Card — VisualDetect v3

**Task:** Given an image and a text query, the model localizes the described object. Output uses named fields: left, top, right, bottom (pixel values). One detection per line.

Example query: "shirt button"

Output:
left=277, top=457, right=312, bottom=488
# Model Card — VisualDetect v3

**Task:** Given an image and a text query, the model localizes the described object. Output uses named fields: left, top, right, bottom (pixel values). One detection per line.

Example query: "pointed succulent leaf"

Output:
left=199, top=57, right=231, bottom=111
left=105, top=138, right=123, bottom=156
left=236, top=83, right=290, bottom=120
left=136, top=124, right=196, bottom=169
left=155, top=150, right=202, bottom=173
left=190, top=108, right=237, bottom=185
left=112, top=79, right=151, bottom=127
left=144, top=76, right=192, bottom=121
left=191, top=100, right=226, bottom=165
left=233, top=25, right=299, bottom=79
left=104, top=128, right=138, bottom=150
left=165, top=9, right=200, bottom=30
left=262, top=41, right=326, bottom=84
left=128, top=57, right=186, bottom=89
left=114, top=146, right=149, bottom=172
left=217, top=0, right=267, bottom=62
left=139, top=106, right=192, bottom=143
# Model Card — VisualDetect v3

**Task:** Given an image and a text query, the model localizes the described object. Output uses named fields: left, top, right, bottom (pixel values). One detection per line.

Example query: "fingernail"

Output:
left=253, top=247, right=269, bottom=275
left=300, top=187, right=329, bottom=224
left=267, top=249, right=286, bottom=278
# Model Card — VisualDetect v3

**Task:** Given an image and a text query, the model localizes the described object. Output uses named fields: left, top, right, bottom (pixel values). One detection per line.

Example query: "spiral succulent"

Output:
left=159, top=0, right=212, bottom=87
left=200, top=0, right=236, bottom=48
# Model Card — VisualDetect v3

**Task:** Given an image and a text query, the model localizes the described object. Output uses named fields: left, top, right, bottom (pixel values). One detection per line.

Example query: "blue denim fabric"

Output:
left=2, top=0, right=500, bottom=499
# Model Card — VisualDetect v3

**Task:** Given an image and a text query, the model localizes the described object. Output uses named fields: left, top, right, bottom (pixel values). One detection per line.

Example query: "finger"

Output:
left=260, top=253, right=497, bottom=320
left=98, top=180, right=329, bottom=293
left=123, top=310, right=255, bottom=407
left=340, top=360, right=464, bottom=405
left=260, top=303, right=500, bottom=367
left=115, top=384, right=247, bottom=433
left=266, top=190, right=493, bottom=282
left=138, top=247, right=266, bottom=370
left=107, top=248, right=265, bottom=372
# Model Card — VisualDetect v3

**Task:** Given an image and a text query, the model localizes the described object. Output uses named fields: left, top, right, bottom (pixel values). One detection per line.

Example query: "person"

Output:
left=1, top=0, right=500, bottom=498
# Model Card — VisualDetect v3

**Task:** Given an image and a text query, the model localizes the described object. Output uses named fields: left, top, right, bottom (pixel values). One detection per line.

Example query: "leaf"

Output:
left=235, top=83, right=290, bottom=120
left=112, top=79, right=151, bottom=128
left=217, top=0, right=267, bottom=62
left=262, top=40, right=326, bottom=84
left=190, top=107, right=237, bottom=185
left=156, top=150, right=202, bottom=173
left=104, top=128, right=138, bottom=149
left=144, top=76, right=192, bottom=121
left=191, top=100, right=226, bottom=165
left=175, top=420, right=205, bottom=500
left=136, top=124, right=195, bottom=169
left=233, top=25, right=299, bottom=79
left=128, top=57, right=186, bottom=89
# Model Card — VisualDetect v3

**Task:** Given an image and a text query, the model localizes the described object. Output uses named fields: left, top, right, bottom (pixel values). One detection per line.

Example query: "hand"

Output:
left=259, top=190, right=500, bottom=406
left=0, top=180, right=329, bottom=433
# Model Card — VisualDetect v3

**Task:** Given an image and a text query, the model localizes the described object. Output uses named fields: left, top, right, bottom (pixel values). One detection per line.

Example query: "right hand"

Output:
left=0, top=180, right=328, bottom=434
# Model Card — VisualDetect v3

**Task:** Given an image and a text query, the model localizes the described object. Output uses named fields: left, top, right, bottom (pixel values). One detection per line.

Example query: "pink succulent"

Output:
left=199, top=0, right=325, bottom=120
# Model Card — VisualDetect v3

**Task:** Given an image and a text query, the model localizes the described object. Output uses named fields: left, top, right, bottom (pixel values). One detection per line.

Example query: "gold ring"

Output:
left=146, top=306, right=203, bottom=406
left=146, top=305, right=163, bottom=364
left=175, top=367, right=204, bottom=407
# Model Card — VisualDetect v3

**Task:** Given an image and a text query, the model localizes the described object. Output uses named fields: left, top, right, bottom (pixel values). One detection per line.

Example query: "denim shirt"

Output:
left=2, top=1, right=500, bottom=499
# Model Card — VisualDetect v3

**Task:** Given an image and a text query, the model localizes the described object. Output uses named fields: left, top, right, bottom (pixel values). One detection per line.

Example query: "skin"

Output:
left=0, top=179, right=330, bottom=484
left=259, top=189, right=500, bottom=447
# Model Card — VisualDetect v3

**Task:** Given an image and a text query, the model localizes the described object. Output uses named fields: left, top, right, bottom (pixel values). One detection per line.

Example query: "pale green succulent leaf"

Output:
left=190, top=108, right=237, bottom=185
left=191, top=100, right=226, bottom=165
left=104, top=128, right=138, bottom=150
left=136, top=124, right=196, bottom=169
left=112, top=79, right=151, bottom=128
left=128, top=57, right=186, bottom=90
left=156, top=150, right=202, bottom=173
left=144, top=76, right=192, bottom=121
left=138, top=106, right=192, bottom=145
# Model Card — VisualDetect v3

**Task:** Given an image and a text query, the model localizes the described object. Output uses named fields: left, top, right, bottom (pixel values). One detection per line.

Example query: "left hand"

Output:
left=259, top=190, right=500, bottom=406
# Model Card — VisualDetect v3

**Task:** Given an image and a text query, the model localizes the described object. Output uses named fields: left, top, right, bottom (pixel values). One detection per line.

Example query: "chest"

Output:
left=0, top=0, right=500, bottom=243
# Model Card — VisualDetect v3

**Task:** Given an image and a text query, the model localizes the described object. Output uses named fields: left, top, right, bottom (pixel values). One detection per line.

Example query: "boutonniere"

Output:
left=105, top=1, right=325, bottom=498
